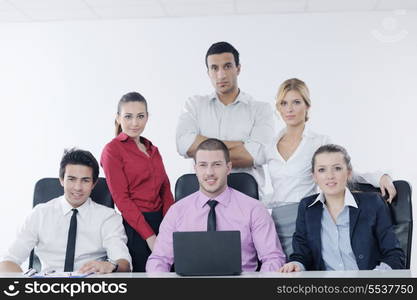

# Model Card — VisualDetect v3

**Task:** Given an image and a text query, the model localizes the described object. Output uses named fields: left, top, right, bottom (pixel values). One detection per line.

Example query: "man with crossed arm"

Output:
left=176, top=41, right=274, bottom=197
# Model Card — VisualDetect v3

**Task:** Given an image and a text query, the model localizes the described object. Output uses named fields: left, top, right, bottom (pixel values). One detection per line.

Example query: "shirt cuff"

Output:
left=374, top=262, right=392, bottom=270
left=354, top=170, right=388, bottom=187
left=243, top=140, right=262, bottom=166
left=291, top=261, right=306, bottom=271
left=145, top=259, right=171, bottom=272
left=140, top=224, right=156, bottom=241
left=177, top=133, right=197, bottom=158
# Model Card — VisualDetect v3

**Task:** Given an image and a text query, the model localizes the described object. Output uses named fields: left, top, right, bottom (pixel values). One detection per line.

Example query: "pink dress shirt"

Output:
left=146, top=187, right=286, bottom=272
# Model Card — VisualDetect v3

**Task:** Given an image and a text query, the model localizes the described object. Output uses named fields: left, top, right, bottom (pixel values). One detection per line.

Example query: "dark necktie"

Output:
left=207, top=200, right=218, bottom=231
left=64, top=208, right=78, bottom=272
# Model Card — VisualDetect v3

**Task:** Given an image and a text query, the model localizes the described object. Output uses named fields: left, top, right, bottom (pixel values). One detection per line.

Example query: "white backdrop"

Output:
left=0, top=10, right=416, bottom=270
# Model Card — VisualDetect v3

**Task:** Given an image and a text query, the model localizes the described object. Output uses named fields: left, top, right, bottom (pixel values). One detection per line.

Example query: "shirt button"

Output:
left=358, top=254, right=364, bottom=259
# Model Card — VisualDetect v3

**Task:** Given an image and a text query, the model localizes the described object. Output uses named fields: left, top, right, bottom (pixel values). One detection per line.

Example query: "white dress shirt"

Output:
left=176, top=91, right=275, bottom=195
left=1, top=196, right=131, bottom=272
left=262, top=126, right=385, bottom=208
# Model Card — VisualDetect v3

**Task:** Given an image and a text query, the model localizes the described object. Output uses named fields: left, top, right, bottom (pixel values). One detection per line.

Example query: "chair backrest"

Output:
left=354, top=180, right=413, bottom=269
left=29, top=177, right=114, bottom=270
left=175, top=172, right=259, bottom=201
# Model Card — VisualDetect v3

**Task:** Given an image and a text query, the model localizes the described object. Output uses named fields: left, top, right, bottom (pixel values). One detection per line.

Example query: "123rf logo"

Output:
left=3, top=281, right=127, bottom=297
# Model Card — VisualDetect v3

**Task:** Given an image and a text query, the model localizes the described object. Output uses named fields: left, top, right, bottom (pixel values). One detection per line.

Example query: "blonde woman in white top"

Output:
left=263, top=78, right=396, bottom=257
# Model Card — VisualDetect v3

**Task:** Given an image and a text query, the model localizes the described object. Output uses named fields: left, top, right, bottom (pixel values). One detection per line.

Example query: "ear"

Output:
left=59, top=177, right=64, bottom=187
left=236, top=64, right=241, bottom=75
left=92, top=180, right=98, bottom=190
left=115, top=114, right=121, bottom=125
left=226, top=161, right=232, bottom=174
left=347, top=169, right=353, bottom=181
left=312, top=172, right=318, bottom=184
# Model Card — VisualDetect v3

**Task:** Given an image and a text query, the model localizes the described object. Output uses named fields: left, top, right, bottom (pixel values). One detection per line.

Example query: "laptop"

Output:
left=173, top=231, right=242, bottom=276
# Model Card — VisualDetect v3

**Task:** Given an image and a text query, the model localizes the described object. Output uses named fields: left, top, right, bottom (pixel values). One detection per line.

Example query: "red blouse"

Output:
left=101, top=133, right=174, bottom=240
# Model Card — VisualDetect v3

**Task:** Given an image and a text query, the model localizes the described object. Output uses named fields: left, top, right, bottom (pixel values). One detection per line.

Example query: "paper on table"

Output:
left=30, top=271, right=94, bottom=278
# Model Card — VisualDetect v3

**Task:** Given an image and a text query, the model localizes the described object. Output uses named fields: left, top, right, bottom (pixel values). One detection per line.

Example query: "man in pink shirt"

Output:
left=146, top=139, right=285, bottom=272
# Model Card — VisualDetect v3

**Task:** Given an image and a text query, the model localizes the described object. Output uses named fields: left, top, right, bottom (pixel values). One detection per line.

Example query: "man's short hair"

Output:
left=195, top=138, right=231, bottom=163
left=59, top=148, right=99, bottom=183
left=205, top=41, right=240, bottom=68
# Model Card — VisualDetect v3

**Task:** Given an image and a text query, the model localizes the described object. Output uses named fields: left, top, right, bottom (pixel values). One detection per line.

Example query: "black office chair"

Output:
left=354, top=180, right=413, bottom=269
left=29, top=177, right=113, bottom=271
left=175, top=172, right=259, bottom=201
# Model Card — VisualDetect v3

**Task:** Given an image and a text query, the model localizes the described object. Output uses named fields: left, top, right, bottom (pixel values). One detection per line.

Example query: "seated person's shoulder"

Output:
left=352, top=191, right=385, bottom=209
left=32, top=197, right=61, bottom=214
left=171, top=192, right=198, bottom=210
left=229, top=188, right=262, bottom=207
left=300, top=194, right=320, bottom=208
left=90, top=201, right=120, bottom=218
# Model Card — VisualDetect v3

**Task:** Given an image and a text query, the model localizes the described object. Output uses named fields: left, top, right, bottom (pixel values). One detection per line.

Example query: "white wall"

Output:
left=0, top=10, right=416, bottom=270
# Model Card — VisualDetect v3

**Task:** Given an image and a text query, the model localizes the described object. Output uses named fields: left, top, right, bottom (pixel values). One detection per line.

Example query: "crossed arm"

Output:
left=186, top=135, right=254, bottom=168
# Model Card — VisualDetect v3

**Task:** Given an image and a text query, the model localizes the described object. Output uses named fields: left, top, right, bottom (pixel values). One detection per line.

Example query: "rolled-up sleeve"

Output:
left=251, top=204, right=286, bottom=271
left=352, top=170, right=386, bottom=187
left=101, top=211, right=132, bottom=269
left=243, top=102, right=275, bottom=167
left=176, top=97, right=200, bottom=158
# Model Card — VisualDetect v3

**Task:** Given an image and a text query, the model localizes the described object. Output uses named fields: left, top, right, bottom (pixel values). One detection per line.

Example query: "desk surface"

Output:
left=1, top=270, right=414, bottom=278
left=95, top=270, right=416, bottom=278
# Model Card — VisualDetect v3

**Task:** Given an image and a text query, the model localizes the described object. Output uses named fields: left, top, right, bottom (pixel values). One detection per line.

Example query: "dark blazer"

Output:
left=290, top=192, right=405, bottom=270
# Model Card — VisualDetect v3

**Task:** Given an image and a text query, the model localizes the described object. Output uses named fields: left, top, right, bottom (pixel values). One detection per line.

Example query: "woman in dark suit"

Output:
left=279, top=144, right=404, bottom=272
left=101, top=92, right=174, bottom=272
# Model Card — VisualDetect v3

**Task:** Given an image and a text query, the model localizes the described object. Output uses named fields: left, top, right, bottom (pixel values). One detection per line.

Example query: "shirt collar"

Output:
left=308, top=187, right=358, bottom=208
left=115, top=133, right=154, bottom=152
left=276, top=123, right=314, bottom=140
left=197, top=186, right=232, bottom=208
left=59, top=195, right=92, bottom=218
left=116, top=132, right=129, bottom=141
left=209, top=90, right=249, bottom=105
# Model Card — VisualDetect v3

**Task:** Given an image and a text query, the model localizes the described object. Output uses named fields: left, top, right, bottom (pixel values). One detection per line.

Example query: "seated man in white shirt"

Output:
left=0, top=148, right=131, bottom=274
left=176, top=41, right=275, bottom=196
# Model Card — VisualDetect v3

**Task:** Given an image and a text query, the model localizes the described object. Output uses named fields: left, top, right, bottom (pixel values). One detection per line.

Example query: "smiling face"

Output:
left=207, top=52, right=240, bottom=96
left=194, top=149, right=232, bottom=198
left=116, top=101, right=148, bottom=140
left=313, top=152, right=352, bottom=199
left=60, top=164, right=96, bottom=208
left=277, top=90, right=309, bottom=127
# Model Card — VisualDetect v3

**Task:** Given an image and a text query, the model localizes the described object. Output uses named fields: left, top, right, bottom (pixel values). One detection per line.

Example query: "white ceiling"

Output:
left=0, top=0, right=416, bottom=22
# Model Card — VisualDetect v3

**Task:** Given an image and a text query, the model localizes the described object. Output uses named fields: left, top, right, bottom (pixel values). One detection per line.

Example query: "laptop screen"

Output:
left=173, top=231, right=242, bottom=276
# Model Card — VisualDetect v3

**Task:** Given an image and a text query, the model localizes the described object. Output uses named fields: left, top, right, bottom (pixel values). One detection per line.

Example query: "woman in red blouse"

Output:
left=101, top=92, right=174, bottom=272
